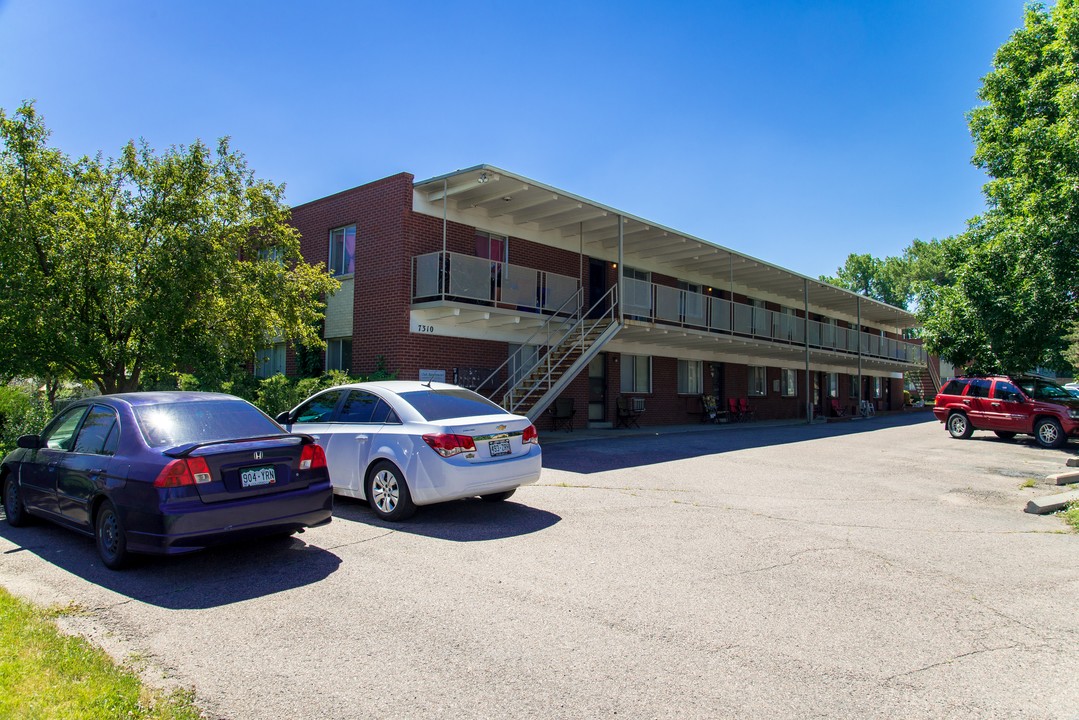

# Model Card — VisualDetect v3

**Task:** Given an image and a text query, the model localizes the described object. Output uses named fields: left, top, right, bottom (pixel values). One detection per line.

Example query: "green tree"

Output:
left=0, top=102, right=338, bottom=393
left=919, top=1, right=1079, bottom=373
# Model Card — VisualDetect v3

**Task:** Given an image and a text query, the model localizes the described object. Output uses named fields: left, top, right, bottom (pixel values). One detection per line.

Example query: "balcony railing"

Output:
left=413, top=251, right=581, bottom=314
left=412, top=253, right=925, bottom=365
left=622, top=278, right=925, bottom=364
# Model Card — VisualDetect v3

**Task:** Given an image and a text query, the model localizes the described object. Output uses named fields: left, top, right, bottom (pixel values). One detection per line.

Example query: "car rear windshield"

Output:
left=134, top=400, right=282, bottom=448
left=939, top=379, right=969, bottom=396
left=398, top=389, right=508, bottom=422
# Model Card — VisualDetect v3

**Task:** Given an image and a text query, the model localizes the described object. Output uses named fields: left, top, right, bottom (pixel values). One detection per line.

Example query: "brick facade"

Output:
left=285, top=172, right=914, bottom=430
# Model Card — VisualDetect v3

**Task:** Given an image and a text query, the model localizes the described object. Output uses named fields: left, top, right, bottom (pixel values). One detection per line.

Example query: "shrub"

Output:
left=0, top=386, right=53, bottom=458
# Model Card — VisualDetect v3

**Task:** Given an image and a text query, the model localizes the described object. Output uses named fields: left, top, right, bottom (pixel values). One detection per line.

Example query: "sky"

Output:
left=0, top=0, right=1027, bottom=280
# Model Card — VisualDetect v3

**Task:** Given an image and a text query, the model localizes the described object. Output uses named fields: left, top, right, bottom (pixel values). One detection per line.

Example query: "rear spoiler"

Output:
left=163, top=433, right=314, bottom=458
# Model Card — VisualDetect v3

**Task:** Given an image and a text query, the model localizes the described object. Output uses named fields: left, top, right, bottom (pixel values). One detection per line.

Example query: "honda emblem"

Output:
left=253, top=451, right=264, bottom=460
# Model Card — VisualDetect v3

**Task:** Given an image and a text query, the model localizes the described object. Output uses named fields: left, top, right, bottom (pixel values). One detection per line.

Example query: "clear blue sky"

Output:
left=0, top=0, right=1025, bottom=279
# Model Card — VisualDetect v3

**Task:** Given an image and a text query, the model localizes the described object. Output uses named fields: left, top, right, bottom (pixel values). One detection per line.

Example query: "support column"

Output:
left=617, top=216, right=624, bottom=323
left=857, top=296, right=863, bottom=415
left=804, top=279, right=811, bottom=424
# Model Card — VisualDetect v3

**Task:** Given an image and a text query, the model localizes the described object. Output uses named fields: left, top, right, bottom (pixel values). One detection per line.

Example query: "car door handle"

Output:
left=962, top=399, right=971, bottom=404
left=991, top=402, right=1001, bottom=407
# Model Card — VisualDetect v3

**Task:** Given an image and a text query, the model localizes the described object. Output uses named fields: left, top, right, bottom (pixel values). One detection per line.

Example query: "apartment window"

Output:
left=748, top=366, right=767, bottom=397
left=677, top=360, right=702, bottom=394
left=781, top=368, right=797, bottom=397
left=326, top=339, right=352, bottom=373
left=827, top=372, right=839, bottom=398
left=255, top=343, right=286, bottom=378
left=329, top=225, right=356, bottom=277
left=475, top=230, right=508, bottom=263
left=258, top=246, right=284, bottom=264
left=620, top=354, right=651, bottom=393
left=849, top=375, right=860, bottom=399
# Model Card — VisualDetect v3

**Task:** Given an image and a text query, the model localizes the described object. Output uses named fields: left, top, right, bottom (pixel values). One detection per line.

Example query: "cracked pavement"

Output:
left=1, top=413, right=1077, bottom=719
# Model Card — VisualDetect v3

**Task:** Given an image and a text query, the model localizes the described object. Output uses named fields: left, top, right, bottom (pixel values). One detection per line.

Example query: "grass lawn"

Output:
left=0, top=586, right=203, bottom=719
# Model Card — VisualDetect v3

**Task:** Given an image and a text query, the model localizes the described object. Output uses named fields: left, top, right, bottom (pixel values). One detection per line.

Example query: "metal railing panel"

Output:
left=543, top=271, right=580, bottom=313
left=447, top=254, right=493, bottom=301
left=655, top=285, right=681, bottom=323
left=709, top=297, right=732, bottom=332
left=733, top=303, right=753, bottom=334
left=500, top=266, right=540, bottom=307
left=683, top=291, right=706, bottom=327
left=623, top=278, right=653, bottom=317
left=414, top=252, right=441, bottom=297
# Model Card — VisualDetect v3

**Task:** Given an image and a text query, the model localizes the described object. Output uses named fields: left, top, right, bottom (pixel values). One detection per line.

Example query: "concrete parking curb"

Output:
left=1047, top=470, right=1079, bottom=486
left=1025, top=489, right=1079, bottom=515
left=1068, top=457, right=1079, bottom=468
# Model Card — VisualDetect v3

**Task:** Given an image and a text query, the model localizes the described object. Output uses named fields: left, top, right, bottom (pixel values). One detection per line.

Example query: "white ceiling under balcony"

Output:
left=414, top=165, right=918, bottom=333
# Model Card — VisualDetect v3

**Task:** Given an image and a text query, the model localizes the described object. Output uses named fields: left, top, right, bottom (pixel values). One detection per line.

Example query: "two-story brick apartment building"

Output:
left=264, top=165, right=924, bottom=430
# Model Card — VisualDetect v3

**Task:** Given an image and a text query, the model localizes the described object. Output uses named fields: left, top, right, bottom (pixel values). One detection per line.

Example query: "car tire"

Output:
left=947, top=412, right=973, bottom=439
left=479, top=489, right=516, bottom=502
left=3, top=475, right=30, bottom=527
left=993, top=431, right=1017, bottom=441
left=1033, top=418, right=1066, bottom=449
left=95, top=500, right=131, bottom=570
left=366, top=461, right=415, bottom=521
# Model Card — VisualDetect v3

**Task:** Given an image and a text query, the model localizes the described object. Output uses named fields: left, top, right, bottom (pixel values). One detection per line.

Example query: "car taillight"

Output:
left=422, top=433, right=477, bottom=458
left=522, top=424, right=539, bottom=445
left=154, top=457, right=213, bottom=488
left=300, top=443, right=327, bottom=470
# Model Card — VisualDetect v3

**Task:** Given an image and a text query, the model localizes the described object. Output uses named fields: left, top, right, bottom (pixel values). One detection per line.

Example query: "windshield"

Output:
left=1016, top=379, right=1073, bottom=401
left=134, top=400, right=282, bottom=448
left=398, top=389, right=508, bottom=421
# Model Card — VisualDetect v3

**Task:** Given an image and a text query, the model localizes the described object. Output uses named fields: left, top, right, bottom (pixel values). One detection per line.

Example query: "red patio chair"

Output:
left=727, top=397, right=741, bottom=422
left=738, top=397, right=754, bottom=422
left=830, top=398, right=846, bottom=417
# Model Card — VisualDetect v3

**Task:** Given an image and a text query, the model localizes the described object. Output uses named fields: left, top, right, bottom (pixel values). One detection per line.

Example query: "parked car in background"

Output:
left=933, top=375, right=1079, bottom=448
left=1065, top=382, right=1079, bottom=398
left=277, top=381, right=542, bottom=521
left=1, top=393, right=332, bottom=569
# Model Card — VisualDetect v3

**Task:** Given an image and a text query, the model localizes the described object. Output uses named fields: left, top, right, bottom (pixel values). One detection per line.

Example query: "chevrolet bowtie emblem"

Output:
left=496, top=424, right=507, bottom=431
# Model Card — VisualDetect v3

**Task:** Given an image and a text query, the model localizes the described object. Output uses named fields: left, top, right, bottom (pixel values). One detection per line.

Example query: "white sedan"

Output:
left=276, top=381, right=541, bottom=520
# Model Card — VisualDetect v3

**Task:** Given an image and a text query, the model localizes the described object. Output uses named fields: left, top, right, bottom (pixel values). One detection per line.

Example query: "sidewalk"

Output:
left=538, top=408, right=934, bottom=445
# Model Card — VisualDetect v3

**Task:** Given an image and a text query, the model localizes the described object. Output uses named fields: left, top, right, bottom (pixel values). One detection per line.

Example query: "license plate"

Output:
left=241, top=466, right=276, bottom=487
left=488, top=439, right=512, bottom=457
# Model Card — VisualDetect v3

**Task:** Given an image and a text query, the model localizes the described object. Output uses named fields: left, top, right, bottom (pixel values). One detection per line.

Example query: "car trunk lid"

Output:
left=164, top=435, right=318, bottom=504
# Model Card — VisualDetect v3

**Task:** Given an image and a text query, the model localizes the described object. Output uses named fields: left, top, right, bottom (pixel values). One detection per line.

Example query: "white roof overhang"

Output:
left=413, top=165, right=918, bottom=333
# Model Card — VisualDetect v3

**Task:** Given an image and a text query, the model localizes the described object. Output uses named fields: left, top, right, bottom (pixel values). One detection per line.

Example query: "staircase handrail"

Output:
left=926, top=356, right=941, bottom=395
left=479, top=286, right=586, bottom=404
left=504, top=286, right=619, bottom=413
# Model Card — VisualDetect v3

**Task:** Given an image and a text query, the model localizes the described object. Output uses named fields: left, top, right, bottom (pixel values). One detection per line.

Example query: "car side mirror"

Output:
left=274, top=411, right=292, bottom=424
left=16, top=434, right=42, bottom=450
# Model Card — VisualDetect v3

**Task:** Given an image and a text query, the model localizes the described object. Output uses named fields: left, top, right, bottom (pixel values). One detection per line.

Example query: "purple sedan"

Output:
left=1, top=392, right=332, bottom=569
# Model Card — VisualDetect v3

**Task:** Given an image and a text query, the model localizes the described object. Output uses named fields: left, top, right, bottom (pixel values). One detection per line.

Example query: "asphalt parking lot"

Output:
left=2, top=412, right=1078, bottom=719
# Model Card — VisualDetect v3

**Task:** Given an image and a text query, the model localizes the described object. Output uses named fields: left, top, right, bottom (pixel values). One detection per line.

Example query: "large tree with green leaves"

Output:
left=919, top=0, right=1079, bottom=374
left=0, top=102, right=337, bottom=393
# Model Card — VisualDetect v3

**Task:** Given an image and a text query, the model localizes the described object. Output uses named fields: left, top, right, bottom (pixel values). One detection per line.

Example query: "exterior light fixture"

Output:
left=478, top=172, right=489, bottom=183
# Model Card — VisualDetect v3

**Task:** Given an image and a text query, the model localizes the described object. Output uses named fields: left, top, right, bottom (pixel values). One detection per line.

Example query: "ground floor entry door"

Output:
left=589, top=354, right=607, bottom=422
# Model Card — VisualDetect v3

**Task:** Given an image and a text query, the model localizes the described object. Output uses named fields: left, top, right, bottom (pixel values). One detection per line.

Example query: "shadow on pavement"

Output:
left=0, top=520, right=341, bottom=609
left=331, top=495, right=561, bottom=541
left=543, top=412, right=940, bottom=474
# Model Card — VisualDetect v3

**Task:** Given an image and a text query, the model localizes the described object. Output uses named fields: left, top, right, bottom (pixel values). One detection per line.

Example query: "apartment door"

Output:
left=588, top=353, right=607, bottom=421
left=588, top=258, right=607, bottom=318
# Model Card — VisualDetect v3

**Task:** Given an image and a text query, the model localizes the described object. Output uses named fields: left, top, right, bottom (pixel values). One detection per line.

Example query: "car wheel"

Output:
left=480, top=489, right=516, bottom=502
left=1033, top=418, right=1066, bottom=449
left=947, top=412, right=973, bottom=439
left=3, top=475, right=30, bottom=527
left=993, top=431, right=1017, bottom=441
left=366, top=461, right=415, bottom=521
left=95, top=500, right=131, bottom=570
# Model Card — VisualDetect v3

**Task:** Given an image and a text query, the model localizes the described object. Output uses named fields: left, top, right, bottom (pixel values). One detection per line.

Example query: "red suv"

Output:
left=933, top=375, right=1079, bottom=448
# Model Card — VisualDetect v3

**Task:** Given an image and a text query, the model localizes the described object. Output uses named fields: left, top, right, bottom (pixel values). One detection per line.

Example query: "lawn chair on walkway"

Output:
left=727, top=397, right=741, bottom=422
left=616, top=396, right=643, bottom=428
left=830, top=398, right=846, bottom=417
left=550, top=397, right=576, bottom=431
left=738, top=397, right=755, bottom=422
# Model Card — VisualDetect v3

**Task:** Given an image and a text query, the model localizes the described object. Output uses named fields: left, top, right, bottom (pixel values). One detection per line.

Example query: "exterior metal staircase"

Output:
left=907, top=361, right=940, bottom=401
left=482, top=286, right=621, bottom=421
